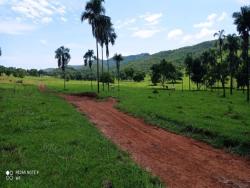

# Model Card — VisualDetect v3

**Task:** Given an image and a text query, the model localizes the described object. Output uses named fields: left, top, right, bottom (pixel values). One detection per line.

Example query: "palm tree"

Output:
left=214, top=30, right=226, bottom=93
left=105, top=26, right=117, bottom=91
left=233, top=6, right=250, bottom=102
left=55, top=46, right=71, bottom=90
left=184, top=53, right=193, bottom=91
left=98, top=16, right=112, bottom=91
left=214, top=30, right=226, bottom=65
left=84, top=50, right=95, bottom=90
left=81, top=0, right=106, bottom=93
left=224, top=34, right=240, bottom=95
left=113, top=53, right=123, bottom=91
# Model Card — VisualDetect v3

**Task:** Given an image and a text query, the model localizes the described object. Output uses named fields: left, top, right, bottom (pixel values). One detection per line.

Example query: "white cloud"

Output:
left=193, top=12, right=228, bottom=29
left=40, top=39, right=48, bottom=45
left=140, top=13, right=163, bottom=25
left=236, top=0, right=250, bottom=4
left=11, top=0, right=65, bottom=23
left=217, top=12, right=227, bottom=22
left=41, top=17, right=52, bottom=24
left=132, top=29, right=160, bottom=39
left=115, top=18, right=136, bottom=29
left=181, top=28, right=216, bottom=45
left=194, top=13, right=217, bottom=28
left=167, top=29, right=184, bottom=39
left=0, top=20, right=36, bottom=35
left=61, top=17, right=67, bottom=22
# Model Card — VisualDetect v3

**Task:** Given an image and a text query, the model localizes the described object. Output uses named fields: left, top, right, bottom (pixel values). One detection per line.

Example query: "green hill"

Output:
left=122, top=40, right=216, bottom=72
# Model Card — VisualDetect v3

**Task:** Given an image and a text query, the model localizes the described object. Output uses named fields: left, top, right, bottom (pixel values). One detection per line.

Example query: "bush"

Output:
left=133, top=72, right=145, bottom=82
left=100, top=72, right=114, bottom=84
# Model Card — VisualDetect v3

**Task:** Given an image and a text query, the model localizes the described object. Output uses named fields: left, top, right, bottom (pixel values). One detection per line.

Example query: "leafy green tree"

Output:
left=113, top=53, right=123, bottom=91
left=233, top=6, right=250, bottom=102
left=55, top=46, right=71, bottom=90
left=191, top=58, right=206, bottom=90
left=133, top=71, right=145, bottom=82
left=203, top=49, right=217, bottom=90
left=184, top=53, right=193, bottom=90
left=100, top=72, right=114, bottom=84
left=124, top=67, right=135, bottom=80
left=81, top=0, right=106, bottom=93
left=151, top=64, right=161, bottom=86
left=216, top=61, right=229, bottom=97
left=236, top=63, right=248, bottom=92
left=84, top=49, right=95, bottom=89
left=153, top=59, right=179, bottom=88
left=224, top=34, right=240, bottom=95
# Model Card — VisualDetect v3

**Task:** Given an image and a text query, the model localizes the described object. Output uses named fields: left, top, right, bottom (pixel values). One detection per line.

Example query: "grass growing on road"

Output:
left=0, top=83, right=163, bottom=188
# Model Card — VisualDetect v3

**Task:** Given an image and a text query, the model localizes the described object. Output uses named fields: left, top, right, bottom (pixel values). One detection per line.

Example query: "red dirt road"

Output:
left=63, top=95, right=250, bottom=188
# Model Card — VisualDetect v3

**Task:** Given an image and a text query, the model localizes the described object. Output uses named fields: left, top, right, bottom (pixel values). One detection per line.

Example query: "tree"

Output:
left=151, top=64, right=161, bottom=86
left=104, top=26, right=117, bottom=91
left=113, top=53, right=123, bottom=91
left=133, top=71, right=145, bottom=82
left=84, top=49, right=95, bottom=89
left=100, top=72, right=114, bottom=84
left=124, top=67, right=135, bottom=80
left=0, top=48, right=2, bottom=57
left=216, top=61, right=229, bottom=97
left=98, top=15, right=113, bottom=91
left=203, top=49, right=218, bottom=90
left=81, top=0, right=106, bottom=93
left=233, top=6, right=250, bottom=102
left=224, top=34, right=240, bottom=95
left=191, top=58, right=206, bottom=90
left=184, top=53, right=193, bottom=90
left=214, top=30, right=226, bottom=65
left=55, top=46, right=71, bottom=90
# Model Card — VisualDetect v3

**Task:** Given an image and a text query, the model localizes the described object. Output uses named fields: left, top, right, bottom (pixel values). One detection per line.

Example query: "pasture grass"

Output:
left=0, top=82, right=163, bottom=188
left=1, top=75, right=250, bottom=157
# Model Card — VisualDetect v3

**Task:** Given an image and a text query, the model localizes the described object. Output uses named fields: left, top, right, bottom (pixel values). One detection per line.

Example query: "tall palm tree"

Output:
left=184, top=53, right=193, bottom=91
left=55, top=46, right=71, bottom=90
left=113, top=53, right=123, bottom=91
left=81, top=0, right=105, bottom=93
left=84, top=50, right=95, bottom=90
left=214, top=30, right=226, bottom=65
left=233, top=6, right=250, bottom=102
left=224, top=34, right=240, bottom=95
left=214, top=30, right=226, bottom=92
left=98, top=16, right=112, bottom=91
left=105, top=26, right=117, bottom=91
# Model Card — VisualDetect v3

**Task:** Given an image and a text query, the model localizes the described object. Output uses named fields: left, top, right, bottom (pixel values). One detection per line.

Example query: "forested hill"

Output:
left=121, top=40, right=216, bottom=72
left=44, top=40, right=215, bottom=73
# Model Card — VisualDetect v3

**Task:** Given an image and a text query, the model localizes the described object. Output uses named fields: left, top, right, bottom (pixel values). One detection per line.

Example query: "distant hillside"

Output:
left=69, top=53, right=150, bottom=70
left=44, top=40, right=216, bottom=73
left=122, top=40, right=216, bottom=72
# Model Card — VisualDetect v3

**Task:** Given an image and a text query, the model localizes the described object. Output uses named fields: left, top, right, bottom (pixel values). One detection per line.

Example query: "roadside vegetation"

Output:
left=0, top=83, right=163, bottom=188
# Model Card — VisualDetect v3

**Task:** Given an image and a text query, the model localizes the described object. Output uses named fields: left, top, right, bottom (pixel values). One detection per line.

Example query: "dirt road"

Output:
left=63, top=95, right=250, bottom=188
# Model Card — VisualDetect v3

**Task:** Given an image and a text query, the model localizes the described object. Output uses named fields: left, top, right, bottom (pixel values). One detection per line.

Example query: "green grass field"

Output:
left=1, top=75, right=250, bottom=186
left=0, top=82, right=163, bottom=188
left=20, top=75, right=249, bottom=156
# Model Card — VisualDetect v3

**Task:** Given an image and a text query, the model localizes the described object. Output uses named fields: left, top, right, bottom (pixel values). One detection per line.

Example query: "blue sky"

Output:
left=0, top=0, right=249, bottom=69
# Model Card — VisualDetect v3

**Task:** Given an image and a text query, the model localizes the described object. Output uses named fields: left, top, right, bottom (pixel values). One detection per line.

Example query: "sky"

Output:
left=0, top=0, right=249, bottom=69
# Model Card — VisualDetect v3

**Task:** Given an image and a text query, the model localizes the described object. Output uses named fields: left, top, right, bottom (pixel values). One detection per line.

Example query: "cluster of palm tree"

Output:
left=55, top=46, right=71, bottom=90
left=184, top=5, right=250, bottom=102
left=233, top=6, right=250, bottom=102
left=81, top=0, right=118, bottom=93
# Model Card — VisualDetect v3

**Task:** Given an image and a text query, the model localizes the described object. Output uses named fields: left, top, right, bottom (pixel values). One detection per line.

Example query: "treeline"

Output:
left=0, top=66, right=46, bottom=78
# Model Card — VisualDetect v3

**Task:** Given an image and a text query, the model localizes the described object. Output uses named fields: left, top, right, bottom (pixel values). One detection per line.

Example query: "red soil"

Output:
left=63, top=95, right=250, bottom=188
